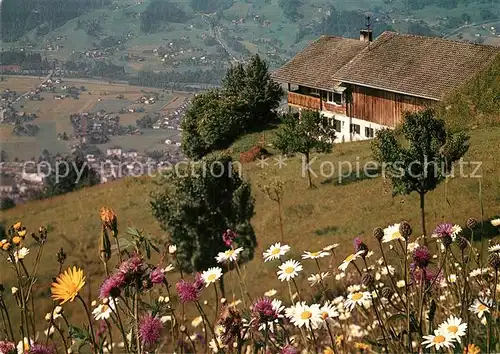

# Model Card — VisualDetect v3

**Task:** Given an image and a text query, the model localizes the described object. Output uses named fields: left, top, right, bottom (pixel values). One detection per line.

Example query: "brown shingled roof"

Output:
left=271, top=36, right=368, bottom=90
left=332, top=31, right=500, bottom=100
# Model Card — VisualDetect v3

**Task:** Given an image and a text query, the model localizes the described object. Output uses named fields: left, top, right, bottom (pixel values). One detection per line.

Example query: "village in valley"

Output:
left=0, top=74, right=192, bottom=205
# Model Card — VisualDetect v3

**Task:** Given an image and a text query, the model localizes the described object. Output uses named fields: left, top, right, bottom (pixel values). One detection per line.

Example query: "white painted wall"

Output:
left=320, top=111, right=389, bottom=143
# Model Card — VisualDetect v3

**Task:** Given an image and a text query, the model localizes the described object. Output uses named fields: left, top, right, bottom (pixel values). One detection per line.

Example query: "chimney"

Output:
left=360, top=15, right=373, bottom=42
left=360, top=29, right=373, bottom=42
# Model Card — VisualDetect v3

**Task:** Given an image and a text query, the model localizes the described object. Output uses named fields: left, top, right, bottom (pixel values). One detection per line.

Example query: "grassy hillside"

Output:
left=1, top=126, right=499, bottom=324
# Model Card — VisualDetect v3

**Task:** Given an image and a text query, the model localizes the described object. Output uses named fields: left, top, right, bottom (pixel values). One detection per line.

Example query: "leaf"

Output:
left=126, top=227, right=140, bottom=237
left=386, top=313, right=406, bottom=325
left=111, top=238, right=132, bottom=251
left=68, top=325, right=90, bottom=342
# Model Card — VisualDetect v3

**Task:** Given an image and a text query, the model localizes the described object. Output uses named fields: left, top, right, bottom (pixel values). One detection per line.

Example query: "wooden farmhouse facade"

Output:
left=272, top=30, right=500, bottom=142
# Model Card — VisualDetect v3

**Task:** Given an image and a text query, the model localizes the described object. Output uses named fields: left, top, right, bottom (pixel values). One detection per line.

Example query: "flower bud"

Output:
left=373, top=227, right=384, bottom=242
left=488, top=252, right=500, bottom=270
left=466, top=217, right=478, bottom=230
left=457, top=236, right=468, bottom=251
left=361, top=273, right=374, bottom=288
left=381, top=287, right=394, bottom=299
left=399, top=221, right=412, bottom=239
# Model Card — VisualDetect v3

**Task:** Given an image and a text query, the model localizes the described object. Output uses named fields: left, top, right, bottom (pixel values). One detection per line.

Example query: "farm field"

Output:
left=0, top=77, right=192, bottom=159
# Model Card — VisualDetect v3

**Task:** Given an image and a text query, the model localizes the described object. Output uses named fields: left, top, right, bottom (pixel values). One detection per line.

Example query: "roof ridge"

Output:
left=382, top=30, right=500, bottom=51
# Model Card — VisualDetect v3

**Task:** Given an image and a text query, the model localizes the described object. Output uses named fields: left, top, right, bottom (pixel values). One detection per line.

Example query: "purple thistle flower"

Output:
left=280, top=345, right=298, bottom=354
left=99, top=271, right=125, bottom=299
left=193, top=272, right=205, bottom=291
left=176, top=277, right=202, bottom=303
left=0, top=341, right=16, bottom=354
left=150, top=267, right=165, bottom=285
left=353, top=237, right=368, bottom=255
left=222, top=229, right=237, bottom=247
left=412, top=246, right=431, bottom=269
left=139, top=315, right=163, bottom=347
left=27, top=343, right=54, bottom=354
left=410, top=264, right=441, bottom=286
left=434, top=223, right=453, bottom=238
left=119, top=254, right=144, bottom=275
left=251, top=297, right=279, bottom=325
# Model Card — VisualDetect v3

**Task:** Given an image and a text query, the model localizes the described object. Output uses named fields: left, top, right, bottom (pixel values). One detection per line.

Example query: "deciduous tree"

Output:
left=274, top=110, right=336, bottom=188
left=371, top=109, right=469, bottom=238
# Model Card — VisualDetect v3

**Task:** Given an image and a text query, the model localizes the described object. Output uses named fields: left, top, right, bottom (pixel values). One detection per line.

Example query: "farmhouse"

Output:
left=272, top=30, right=500, bottom=142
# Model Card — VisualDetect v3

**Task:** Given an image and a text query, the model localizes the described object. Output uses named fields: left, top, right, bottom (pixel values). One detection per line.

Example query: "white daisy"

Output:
left=191, top=316, right=203, bottom=328
left=319, top=302, right=339, bottom=322
left=447, top=274, right=457, bottom=283
left=92, top=298, right=118, bottom=321
left=469, top=268, right=489, bottom=277
left=382, top=223, right=404, bottom=243
left=489, top=244, right=500, bottom=253
left=16, top=337, right=34, bottom=354
left=421, top=330, right=455, bottom=350
left=307, top=272, right=330, bottom=286
left=44, top=325, right=55, bottom=337
left=263, top=243, right=290, bottom=262
left=162, top=264, right=175, bottom=273
left=215, top=247, right=243, bottom=263
left=168, top=244, right=177, bottom=254
left=396, top=280, right=406, bottom=288
left=437, top=315, right=467, bottom=341
left=491, top=218, right=500, bottom=227
left=338, top=251, right=364, bottom=272
left=264, top=289, right=277, bottom=297
left=344, top=291, right=372, bottom=312
left=285, top=302, right=323, bottom=329
left=469, top=298, right=492, bottom=318
left=201, top=267, right=223, bottom=286
left=302, top=250, right=330, bottom=259
left=335, top=272, right=346, bottom=280
left=277, top=259, right=303, bottom=282
left=9, top=247, right=30, bottom=263
left=323, top=244, right=339, bottom=251
left=451, top=225, right=462, bottom=240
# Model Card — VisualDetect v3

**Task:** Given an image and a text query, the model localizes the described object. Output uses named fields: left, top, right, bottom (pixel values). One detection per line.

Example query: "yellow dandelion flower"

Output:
left=13, top=222, right=22, bottom=230
left=463, top=344, right=481, bottom=354
left=51, top=266, right=86, bottom=304
left=323, top=347, right=335, bottom=354
left=17, top=229, right=27, bottom=237
left=12, top=236, right=23, bottom=245
left=354, top=342, right=371, bottom=351
left=336, top=335, right=344, bottom=347
left=1, top=241, right=11, bottom=251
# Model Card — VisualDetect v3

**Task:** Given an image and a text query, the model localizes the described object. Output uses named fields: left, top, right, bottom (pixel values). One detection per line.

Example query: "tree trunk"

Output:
left=420, top=192, right=427, bottom=245
left=305, top=153, right=312, bottom=188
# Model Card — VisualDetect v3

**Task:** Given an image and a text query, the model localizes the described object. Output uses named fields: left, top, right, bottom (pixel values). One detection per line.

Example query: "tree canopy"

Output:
left=181, top=55, right=283, bottom=159
left=150, top=154, right=257, bottom=275
left=371, top=108, right=470, bottom=237
left=274, top=110, right=337, bottom=188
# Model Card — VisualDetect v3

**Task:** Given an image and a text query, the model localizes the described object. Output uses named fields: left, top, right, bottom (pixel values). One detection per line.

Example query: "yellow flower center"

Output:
left=101, top=305, right=110, bottom=313
left=310, top=251, right=320, bottom=257
left=392, top=231, right=401, bottom=239
left=300, top=311, right=312, bottom=320
left=271, top=248, right=281, bottom=255
left=226, top=250, right=234, bottom=257
left=433, top=335, right=445, bottom=343
left=208, top=274, right=217, bottom=281
left=447, top=325, right=458, bottom=333
left=321, top=311, right=329, bottom=319
left=345, top=254, right=354, bottom=262
left=285, top=266, right=295, bottom=274
left=478, top=304, right=487, bottom=311
left=351, top=292, right=364, bottom=301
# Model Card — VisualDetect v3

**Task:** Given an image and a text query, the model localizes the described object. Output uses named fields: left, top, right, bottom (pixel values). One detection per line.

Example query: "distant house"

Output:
left=272, top=30, right=500, bottom=142
left=106, top=148, right=122, bottom=156
left=0, top=65, right=21, bottom=73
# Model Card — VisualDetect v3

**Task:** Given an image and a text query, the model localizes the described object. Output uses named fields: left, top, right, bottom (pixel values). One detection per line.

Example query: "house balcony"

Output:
left=287, top=91, right=321, bottom=110
left=287, top=91, right=347, bottom=115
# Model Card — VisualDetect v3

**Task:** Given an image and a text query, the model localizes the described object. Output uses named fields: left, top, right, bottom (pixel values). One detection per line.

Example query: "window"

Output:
left=350, top=124, right=360, bottom=135
left=327, top=91, right=343, bottom=105
left=365, top=127, right=374, bottom=138
left=334, top=119, right=342, bottom=132
left=309, top=88, right=320, bottom=96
